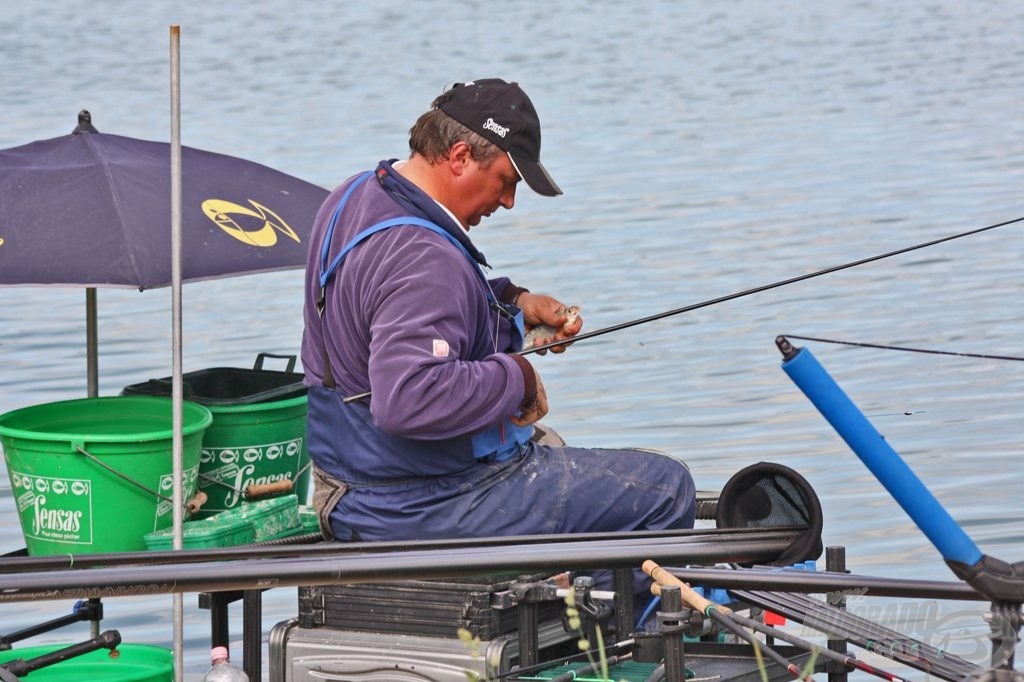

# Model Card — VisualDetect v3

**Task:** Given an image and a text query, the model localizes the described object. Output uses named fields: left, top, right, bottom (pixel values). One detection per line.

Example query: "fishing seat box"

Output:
left=295, top=574, right=563, bottom=639
left=269, top=618, right=575, bottom=682
left=272, top=574, right=573, bottom=681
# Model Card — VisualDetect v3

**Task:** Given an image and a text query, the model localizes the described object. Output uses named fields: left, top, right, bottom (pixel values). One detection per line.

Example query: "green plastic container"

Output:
left=0, top=643, right=172, bottom=681
left=218, top=494, right=301, bottom=541
left=0, top=396, right=211, bottom=555
left=193, top=394, right=310, bottom=518
left=298, top=504, right=320, bottom=535
left=123, top=362, right=311, bottom=519
left=143, top=515, right=255, bottom=551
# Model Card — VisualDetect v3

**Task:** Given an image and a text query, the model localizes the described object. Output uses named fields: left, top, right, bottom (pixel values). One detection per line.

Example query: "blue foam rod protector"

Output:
left=781, top=345, right=983, bottom=567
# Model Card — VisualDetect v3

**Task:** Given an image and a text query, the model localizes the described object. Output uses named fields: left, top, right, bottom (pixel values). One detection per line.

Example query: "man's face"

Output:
left=456, top=152, right=520, bottom=229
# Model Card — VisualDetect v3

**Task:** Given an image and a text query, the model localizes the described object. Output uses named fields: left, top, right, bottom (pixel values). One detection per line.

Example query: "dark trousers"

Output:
left=330, top=442, right=697, bottom=613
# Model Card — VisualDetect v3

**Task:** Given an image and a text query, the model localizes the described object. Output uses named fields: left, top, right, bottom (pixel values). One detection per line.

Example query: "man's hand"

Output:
left=511, top=364, right=548, bottom=426
left=518, top=292, right=583, bottom=354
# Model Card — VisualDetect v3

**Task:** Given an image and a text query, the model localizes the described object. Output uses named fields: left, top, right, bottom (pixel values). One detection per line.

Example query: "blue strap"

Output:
left=319, top=171, right=374, bottom=289
left=317, top=174, right=493, bottom=300
left=328, top=216, right=489, bottom=290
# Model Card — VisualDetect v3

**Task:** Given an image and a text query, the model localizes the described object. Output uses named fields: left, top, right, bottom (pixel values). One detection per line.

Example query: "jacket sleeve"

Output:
left=362, top=231, right=528, bottom=440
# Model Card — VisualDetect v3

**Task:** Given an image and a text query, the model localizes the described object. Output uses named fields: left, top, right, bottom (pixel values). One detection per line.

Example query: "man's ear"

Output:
left=447, top=141, right=472, bottom=177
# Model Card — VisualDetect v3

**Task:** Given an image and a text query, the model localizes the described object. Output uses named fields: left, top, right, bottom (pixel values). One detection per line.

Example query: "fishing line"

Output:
left=522, top=214, right=1023, bottom=356
left=782, top=335, right=1024, bottom=363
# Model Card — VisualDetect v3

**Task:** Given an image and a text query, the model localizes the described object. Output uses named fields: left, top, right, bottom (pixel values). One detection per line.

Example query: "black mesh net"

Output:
left=715, top=461, right=823, bottom=566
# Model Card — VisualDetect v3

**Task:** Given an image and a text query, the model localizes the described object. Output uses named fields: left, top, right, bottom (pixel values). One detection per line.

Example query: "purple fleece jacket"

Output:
left=301, top=162, right=531, bottom=441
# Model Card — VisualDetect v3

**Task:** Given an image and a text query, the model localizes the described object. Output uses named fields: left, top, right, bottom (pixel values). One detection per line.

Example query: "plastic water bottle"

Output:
left=202, top=646, right=249, bottom=681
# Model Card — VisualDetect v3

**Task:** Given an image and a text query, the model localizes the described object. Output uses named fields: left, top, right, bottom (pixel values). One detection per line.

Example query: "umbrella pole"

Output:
left=86, top=288, right=98, bottom=397
left=85, top=295, right=99, bottom=637
left=169, top=24, right=185, bottom=682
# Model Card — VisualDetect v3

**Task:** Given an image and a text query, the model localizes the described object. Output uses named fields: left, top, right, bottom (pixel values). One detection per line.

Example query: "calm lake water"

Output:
left=1, top=1, right=1023, bottom=678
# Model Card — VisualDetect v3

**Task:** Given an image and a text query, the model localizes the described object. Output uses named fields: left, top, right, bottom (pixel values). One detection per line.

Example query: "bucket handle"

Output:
left=253, top=353, right=297, bottom=373
left=75, top=447, right=207, bottom=514
left=126, top=378, right=196, bottom=400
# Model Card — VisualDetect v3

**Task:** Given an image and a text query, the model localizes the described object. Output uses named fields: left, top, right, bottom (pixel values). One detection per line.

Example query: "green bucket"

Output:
left=0, top=396, right=212, bottom=555
left=122, top=360, right=311, bottom=519
left=0, top=643, right=173, bottom=681
left=194, top=394, right=310, bottom=518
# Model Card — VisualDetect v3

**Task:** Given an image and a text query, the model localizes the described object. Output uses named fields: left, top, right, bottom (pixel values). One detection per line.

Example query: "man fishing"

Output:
left=301, top=78, right=696, bottom=602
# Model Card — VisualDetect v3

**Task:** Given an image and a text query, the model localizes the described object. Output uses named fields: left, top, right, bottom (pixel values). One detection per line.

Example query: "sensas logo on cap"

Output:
left=201, top=199, right=301, bottom=247
left=483, top=118, right=509, bottom=138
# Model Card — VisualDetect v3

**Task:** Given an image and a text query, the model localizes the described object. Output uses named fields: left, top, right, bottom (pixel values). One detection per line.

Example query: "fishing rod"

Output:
left=342, top=215, right=1022, bottom=402
left=707, top=607, right=814, bottom=682
left=644, top=561, right=814, bottom=682
left=733, top=587, right=985, bottom=681
left=523, top=214, right=1023, bottom=356
left=655, top=565, right=980, bottom=601
left=649, top=563, right=986, bottom=681
left=644, top=561, right=918, bottom=682
left=721, top=606, right=914, bottom=682
left=782, top=335, right=1024, bottom=363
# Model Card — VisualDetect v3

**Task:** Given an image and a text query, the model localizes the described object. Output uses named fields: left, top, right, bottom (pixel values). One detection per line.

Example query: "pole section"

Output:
left=169, top=24, right=184, bottom=682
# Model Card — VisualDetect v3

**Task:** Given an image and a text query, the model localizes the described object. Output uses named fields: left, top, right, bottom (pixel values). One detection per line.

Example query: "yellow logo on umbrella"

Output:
left=201, top=199, right=301, bottom=247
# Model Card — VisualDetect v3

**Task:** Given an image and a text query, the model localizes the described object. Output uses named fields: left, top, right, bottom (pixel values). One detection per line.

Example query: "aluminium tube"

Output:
left=0, top=533, right=798, bottom=602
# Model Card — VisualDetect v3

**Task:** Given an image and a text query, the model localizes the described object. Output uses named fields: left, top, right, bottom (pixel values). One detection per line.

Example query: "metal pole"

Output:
left=169, top=24, right=184, bottom=682
left=242, top=591, right=262, bottom=682
left=826, top=545, right=849, bottom=682
left=0, top=527, right=802, bottom=573
left=83, top=284, right=100, bottom=645
left=85, top=288, right=98, bottom=397
left=658, top=585, right=686, bottom=682
left=0, top=535, right=800, bottom=601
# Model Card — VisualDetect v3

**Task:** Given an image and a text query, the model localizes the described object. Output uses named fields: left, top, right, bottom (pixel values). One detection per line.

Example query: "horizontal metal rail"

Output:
left=0, top=530, right=803, bottom=602
left=0, top=526, right=791, bottom=573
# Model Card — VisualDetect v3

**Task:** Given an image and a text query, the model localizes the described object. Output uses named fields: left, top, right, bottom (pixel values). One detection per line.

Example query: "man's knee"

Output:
left=636, top=452, right=696, bottom=529
left=671, top=462, right=697, bottom=527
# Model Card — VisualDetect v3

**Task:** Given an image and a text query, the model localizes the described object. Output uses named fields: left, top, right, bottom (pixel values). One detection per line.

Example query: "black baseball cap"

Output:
left=435, top=79, right=562, bottom=197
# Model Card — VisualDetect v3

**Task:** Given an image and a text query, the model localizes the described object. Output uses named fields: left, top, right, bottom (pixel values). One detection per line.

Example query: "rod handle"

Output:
left=642, top=560, right=730, bottom=615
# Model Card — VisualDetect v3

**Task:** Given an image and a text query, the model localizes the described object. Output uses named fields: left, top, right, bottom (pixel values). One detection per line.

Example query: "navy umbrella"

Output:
left=0, top=111, right=327, bottom=289
left=0, top=111, right=328, bottom=393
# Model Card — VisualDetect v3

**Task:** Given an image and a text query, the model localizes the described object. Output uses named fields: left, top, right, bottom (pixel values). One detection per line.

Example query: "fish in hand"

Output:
left=522, top=306, right=580, bottom=351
